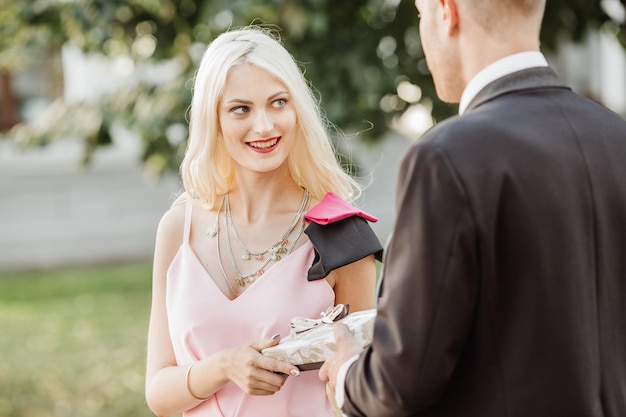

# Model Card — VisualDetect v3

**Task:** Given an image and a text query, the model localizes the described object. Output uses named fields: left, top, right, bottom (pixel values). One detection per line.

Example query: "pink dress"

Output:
left=166, top=204, right=335, bottom=417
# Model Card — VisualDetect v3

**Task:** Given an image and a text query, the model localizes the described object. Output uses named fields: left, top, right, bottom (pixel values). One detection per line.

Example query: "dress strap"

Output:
left=183, top=204, right=193, bottom=243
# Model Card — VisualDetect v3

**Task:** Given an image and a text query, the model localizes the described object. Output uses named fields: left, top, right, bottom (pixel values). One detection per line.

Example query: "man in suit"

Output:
left=320, top=0, right=626, bottom=415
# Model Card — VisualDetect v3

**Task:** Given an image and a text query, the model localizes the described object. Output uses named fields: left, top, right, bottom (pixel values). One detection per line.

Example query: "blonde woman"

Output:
left=145, top=27, right=382, bottom=417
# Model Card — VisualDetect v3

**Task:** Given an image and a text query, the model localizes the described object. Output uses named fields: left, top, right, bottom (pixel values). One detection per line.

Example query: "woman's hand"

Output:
left=222, top=334, right=300, bottom=395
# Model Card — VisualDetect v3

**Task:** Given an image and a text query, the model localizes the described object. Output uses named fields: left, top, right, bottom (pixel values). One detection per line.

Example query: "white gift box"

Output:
left=262, top=307, right=376, bottom=371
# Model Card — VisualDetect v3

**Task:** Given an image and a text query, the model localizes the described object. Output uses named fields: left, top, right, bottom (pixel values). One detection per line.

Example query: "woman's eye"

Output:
left=272, top=98, right=287, bottom=108
left=231, top=106, right=249, bottom=114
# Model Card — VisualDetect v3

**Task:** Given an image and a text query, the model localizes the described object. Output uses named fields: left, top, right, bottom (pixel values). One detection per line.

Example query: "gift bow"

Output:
left=290, top=304, right=350, bottom=335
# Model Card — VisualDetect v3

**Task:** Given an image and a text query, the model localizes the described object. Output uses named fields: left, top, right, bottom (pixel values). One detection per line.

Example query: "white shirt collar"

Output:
left=458, top=51, right=548, bottom=115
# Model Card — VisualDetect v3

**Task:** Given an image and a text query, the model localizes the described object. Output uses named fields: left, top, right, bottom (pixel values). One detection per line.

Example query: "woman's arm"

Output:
left=329, top=254, right=378, bottom=312
left=145, top=206, right=214, bottom=415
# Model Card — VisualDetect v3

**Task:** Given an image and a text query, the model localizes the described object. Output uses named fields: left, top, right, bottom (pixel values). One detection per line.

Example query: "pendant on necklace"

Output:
left=207, top=223, right=218, bottom=238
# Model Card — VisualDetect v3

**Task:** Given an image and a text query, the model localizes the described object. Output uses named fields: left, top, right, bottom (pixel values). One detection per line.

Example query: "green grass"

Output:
left=0, top=264, right=155, bottom=417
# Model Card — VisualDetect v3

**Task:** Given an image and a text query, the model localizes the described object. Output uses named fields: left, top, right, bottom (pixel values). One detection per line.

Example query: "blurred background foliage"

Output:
left=0, top=0, right=625, bottom=175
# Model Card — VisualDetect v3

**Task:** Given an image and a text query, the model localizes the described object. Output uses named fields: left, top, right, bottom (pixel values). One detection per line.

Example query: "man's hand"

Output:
left=319, top=323, right=363, bottom=391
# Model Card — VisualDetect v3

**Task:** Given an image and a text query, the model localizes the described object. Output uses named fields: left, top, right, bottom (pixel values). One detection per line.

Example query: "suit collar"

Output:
left=459, top=52, right=548, bottom=114
left=465, top=67, right=568, bottom=114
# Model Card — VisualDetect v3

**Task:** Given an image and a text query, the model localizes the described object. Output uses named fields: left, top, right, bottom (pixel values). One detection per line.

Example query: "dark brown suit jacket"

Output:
left=343, top=67, right=626, bottom=416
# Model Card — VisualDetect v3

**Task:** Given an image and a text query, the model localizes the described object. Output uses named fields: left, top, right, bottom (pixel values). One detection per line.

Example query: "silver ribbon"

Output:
left=289, top=304, right=350, bottom=335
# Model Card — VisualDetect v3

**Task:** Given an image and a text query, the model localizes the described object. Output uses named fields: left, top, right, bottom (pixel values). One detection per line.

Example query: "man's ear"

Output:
left=440, top=0, right=460, bottom=36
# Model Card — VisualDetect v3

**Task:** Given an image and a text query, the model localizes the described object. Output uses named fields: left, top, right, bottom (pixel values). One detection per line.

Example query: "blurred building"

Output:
left=551, top=29, right=626, bottom=116
left=0, top=45, right=182, bottom=273
left=0, top=139, right=180, bottom=272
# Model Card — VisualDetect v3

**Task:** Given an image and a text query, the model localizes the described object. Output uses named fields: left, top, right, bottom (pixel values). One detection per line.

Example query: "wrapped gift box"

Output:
left=262, top=307, right=376, bottom=371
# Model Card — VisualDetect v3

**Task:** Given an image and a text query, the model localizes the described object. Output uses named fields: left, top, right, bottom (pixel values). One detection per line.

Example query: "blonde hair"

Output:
left=173, top=26, right=360, bottom=208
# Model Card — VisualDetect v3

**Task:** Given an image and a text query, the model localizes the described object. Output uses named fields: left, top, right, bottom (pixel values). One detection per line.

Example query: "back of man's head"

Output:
left=460, top=0, right=546, bottom=36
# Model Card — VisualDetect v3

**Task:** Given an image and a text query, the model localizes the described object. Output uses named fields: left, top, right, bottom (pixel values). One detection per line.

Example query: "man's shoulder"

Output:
left=415, top=112, right=496, bottom=151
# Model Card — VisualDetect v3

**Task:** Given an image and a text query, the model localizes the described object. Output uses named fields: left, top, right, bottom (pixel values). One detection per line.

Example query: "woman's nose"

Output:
left=253, top=110, right=273, bottom=134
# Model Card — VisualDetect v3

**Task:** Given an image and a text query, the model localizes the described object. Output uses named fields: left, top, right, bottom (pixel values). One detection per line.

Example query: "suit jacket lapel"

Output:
left=465, top=67, right=569, bottom=113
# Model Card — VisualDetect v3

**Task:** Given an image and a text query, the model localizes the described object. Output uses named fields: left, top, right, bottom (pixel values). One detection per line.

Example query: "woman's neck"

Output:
left=228, top=173, right=305, bottom=224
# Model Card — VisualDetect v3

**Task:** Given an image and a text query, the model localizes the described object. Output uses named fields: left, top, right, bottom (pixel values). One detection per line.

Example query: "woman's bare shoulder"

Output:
left=157, top=201, right=216, bottom=241
left=156, top=205, right=187, bottom=242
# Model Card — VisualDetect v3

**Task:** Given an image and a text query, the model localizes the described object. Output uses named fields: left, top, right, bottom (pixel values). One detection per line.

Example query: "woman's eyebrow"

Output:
left=225, top=91, right=289, bottom=105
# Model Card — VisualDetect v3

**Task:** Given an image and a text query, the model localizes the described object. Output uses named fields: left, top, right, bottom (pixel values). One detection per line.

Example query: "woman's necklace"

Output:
left=226, top=190, right=309, bottom=262
left=206, top=195, right=238, bottom=298
left=207, top=189, right=309, bottom=292
left=213, top=203, right=236, bottom=297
